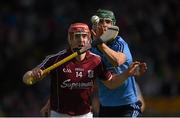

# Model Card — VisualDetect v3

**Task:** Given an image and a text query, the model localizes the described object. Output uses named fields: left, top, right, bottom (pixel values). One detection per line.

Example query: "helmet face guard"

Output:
left=68, top=23, right=91, bottom=51
left=93, top=9, right=116, bottom=25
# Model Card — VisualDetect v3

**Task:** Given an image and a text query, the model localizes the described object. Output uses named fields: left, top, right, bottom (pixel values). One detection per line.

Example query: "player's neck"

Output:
left=76, top=53, right=86, bottom=61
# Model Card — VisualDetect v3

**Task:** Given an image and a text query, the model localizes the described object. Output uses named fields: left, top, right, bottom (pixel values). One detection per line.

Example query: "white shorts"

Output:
left=50, top=110, right=93, bottom=118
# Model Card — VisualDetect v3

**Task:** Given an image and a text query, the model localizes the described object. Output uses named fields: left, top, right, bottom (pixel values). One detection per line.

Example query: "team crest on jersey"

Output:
left=63, top=68, right=72, bottom=73
left=88, top=70, right=94, bottom=78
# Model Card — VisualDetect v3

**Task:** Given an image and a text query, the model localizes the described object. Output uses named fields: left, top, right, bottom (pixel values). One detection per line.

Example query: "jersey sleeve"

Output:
left=112, top=36, right=133, bottom=63
left=110, top=37, right=125, bottom=52
left=96, top=60, right=112, bottom=81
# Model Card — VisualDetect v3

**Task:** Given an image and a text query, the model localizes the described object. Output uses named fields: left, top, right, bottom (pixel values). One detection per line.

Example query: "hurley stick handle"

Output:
left=42, top=52, right=79, bottom=74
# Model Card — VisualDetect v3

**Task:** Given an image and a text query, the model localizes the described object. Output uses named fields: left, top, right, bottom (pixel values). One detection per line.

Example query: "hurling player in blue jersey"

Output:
left=90, top=9, right=147, bottom=117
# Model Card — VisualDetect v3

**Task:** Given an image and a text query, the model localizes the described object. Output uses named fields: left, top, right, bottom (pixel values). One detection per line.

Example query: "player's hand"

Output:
left=128, top=61, right=147, bottom=77
left=92, top=96, right=100, bottom=116
left=127, top=61, right=141, bottom=76
left=138, top=62, right=147, bottom=77
left=40, top=100, right=50, bottom=116
left=91, top=25, right=104, bottom=40
left=91, top=82, right=100, bottom=116
left=31, top=68, right=43, bottom=80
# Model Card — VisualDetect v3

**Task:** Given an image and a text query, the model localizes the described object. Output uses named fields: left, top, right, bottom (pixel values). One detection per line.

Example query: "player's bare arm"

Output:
left=91, top=24, right=126, bottom=66
left=102, top=61, right=147, bottom=89
left=98, top=43, right=126, bottom=66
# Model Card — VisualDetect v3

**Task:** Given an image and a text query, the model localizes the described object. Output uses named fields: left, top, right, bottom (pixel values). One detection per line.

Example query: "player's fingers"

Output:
left=98, top=25, right=104, bottom=35
left=96, top=25, right=103, bottom=36
left=39, top=69, right=44, bottom=76
left=129, top=62, right=140, bottom=74
left=134, top=62, right=147, bottom=77
left=130, top=61, right=140, bottom=68
left=32, top=70, right=39, bottom=78
left=91, top=29, right=97, bottom=38
left=101, top=25, right=106, bottom=34
left=140, top=63, right=147, bottom=72
left=32, top=68, right=43, bottom=79
left=37, top=69, right=43, bottom=78
left=142, top=63, right=147, bottom=69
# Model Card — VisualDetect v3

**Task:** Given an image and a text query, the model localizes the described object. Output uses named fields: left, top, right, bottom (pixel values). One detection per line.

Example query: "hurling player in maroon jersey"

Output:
left=23, top=23, right=145, bottom=117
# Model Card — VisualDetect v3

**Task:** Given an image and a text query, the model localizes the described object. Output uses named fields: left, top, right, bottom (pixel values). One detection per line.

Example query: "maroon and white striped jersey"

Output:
left=38, top=49, right=112, bottom=116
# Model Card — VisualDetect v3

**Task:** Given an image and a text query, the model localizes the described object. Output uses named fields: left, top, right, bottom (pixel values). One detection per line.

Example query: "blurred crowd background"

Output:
left=0, top=0, right=180, bottom=116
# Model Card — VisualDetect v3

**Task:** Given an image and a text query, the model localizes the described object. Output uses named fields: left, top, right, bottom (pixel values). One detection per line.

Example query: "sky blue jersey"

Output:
left=90, top=36, right=138, bottom=106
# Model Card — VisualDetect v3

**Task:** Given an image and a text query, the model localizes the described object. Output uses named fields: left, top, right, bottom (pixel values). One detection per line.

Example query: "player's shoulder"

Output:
left=115, top=36, right=127, bottom=44
left=44, top=49, right=68, bottom=61
left=37, top=49, right=68, bottom=68
left=111, top=36, right=128, bottom=48
left=48, top=49, right=67, bottom=58
left=88, top=51, right=102, bottom=62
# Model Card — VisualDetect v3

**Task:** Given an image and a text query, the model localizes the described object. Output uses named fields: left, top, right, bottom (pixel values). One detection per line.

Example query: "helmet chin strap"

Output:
left=72, top=41, right=91, bottom=53
left=72, top=47, right=81, bottom=52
